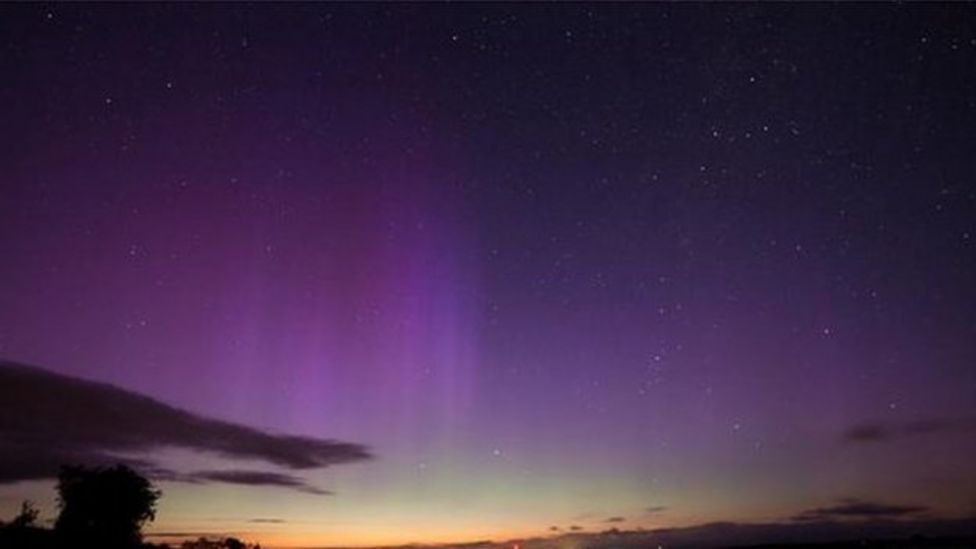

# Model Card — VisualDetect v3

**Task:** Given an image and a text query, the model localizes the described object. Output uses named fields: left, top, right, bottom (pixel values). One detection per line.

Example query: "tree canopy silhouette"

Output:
left=55, top=464, right=161, bottom=548
left=9, top=501, right=39, bottom=529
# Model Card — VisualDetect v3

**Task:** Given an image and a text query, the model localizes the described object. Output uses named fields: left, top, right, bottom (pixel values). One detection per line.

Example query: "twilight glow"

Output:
left=1, top=4, right=975, bottom=549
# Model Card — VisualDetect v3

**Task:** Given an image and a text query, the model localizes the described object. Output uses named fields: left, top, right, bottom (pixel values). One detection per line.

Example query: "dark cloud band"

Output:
left=843, top=418, right=976, bottom=443
left=0, top=361, right=372, bottom=493
left=791, top=498, right=927, bottom=522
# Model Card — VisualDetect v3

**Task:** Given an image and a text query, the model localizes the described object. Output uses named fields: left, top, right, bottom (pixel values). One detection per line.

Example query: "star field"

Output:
left=1, top=4, right=975, bottom=547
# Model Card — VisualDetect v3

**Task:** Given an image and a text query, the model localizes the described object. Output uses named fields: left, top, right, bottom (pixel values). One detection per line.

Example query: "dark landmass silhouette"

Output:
left=0, top=464, right=265, bottom=548
left=301, top=518, right=976, bottom=549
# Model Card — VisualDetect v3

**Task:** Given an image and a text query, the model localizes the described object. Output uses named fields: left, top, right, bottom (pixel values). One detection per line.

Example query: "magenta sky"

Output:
left=1, top=4, right=975, bottom=547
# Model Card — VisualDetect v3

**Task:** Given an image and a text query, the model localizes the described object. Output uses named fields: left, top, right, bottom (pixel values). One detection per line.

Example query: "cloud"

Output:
left=791, top=498, right=928, bottom=522
left=184, top=470, right=331, bottom=495
left=248, top=518, right=287, bottom=524
left=548, top=526, right=560, bottom=532
left=843, top=424, right=889, bottom=442
left=568, top=525, right=583, bottom=531
left=646, top=505, right=668, bottom=514
left=604, top=516, right=625, bottom=523
left=842, top=418, right=976, bottom=443
left=0, top=361, right=371, bottom=492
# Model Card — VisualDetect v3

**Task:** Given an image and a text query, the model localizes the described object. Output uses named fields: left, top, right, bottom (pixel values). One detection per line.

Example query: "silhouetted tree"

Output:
left=9, top=501, right=39, bottom=529
left=55, top=464, right=161, bottom=548
left=1, top=500, right=55, bottom=549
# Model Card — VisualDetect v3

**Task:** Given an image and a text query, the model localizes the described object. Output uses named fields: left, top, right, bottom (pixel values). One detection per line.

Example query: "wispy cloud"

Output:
left=183, top=470, right=332, bottom=495
left=0, top=361, right=372, bottom=493
left=646, top=505, right=668, bottom=514
left=842, top=418, right=976, bottom=443
left=791, top=498, right=928, bottom=522
left=604, top=516, right=625, bottom=523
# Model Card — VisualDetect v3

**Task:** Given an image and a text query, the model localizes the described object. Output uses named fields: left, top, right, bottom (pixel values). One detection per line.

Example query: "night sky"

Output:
left=1, top=4, right=976, bottom=547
